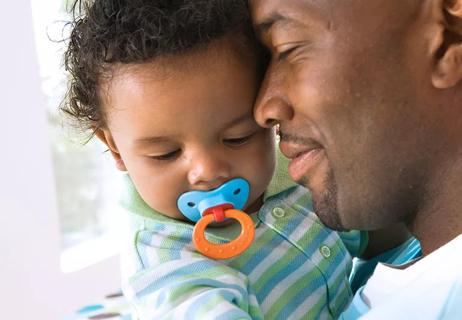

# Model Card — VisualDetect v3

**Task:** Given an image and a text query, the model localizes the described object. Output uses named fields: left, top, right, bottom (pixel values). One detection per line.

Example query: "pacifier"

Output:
left=177, top=178, right=255, bottom=260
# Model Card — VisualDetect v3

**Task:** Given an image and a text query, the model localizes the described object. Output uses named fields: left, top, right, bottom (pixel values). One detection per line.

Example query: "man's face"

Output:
left=251, top=0, right=438, bottom=230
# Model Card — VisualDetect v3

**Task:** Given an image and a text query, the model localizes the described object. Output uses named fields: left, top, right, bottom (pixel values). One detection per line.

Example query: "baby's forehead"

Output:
left=100, top=45, right=259, bottom=129
left=106, top=35, right=255, bottom=78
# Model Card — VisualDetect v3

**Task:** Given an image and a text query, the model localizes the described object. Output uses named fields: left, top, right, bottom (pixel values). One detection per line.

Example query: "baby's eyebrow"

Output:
left=134, top=136, right=171, bottom=145
left=224, top=113, right=254, bottom=128
left=133, top=114, right=254, bottom=146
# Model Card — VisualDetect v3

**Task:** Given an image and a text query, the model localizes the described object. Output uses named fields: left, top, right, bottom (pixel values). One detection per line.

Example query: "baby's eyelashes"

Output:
left=148, top=149, right=181, bottom=161
left=223, top=133, right=255, bottom=146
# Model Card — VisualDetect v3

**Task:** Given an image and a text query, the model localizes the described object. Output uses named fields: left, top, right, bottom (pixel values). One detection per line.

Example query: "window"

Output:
left=31, top=0, right=123, bottom=271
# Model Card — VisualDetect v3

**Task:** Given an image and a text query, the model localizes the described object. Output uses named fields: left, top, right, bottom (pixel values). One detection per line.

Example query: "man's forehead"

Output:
left=251, top=0, right=299, bottom=21
left=250, top=0, right=325, bottom=36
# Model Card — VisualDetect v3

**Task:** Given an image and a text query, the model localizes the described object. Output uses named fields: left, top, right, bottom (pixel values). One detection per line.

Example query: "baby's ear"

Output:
left=94, top=128, right=127, bottom=171
left=432, top=0, right=462, bottom=89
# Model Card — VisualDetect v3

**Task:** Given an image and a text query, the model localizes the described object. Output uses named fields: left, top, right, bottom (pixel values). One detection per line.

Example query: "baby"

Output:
left=62, top=0, right=367, bottom=319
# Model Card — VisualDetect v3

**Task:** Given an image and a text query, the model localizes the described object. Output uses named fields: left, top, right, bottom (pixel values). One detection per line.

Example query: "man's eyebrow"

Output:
left=255, top=13, right=293, bottom=36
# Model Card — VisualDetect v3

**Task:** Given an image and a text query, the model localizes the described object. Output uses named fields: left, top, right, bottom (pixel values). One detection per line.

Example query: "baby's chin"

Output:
left=244, top=194, right=264, bottom=214
left=163, top=210, right=236, bottom=227
left=207, top=219, right=236, bottom=228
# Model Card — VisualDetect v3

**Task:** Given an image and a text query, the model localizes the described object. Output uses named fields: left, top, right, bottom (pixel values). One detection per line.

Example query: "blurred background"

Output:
left=0, top=0, right=125, bottom=318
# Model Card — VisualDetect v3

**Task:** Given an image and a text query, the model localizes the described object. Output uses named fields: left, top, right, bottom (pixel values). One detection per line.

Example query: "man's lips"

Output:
left=279, top=140, right=325, bottom=182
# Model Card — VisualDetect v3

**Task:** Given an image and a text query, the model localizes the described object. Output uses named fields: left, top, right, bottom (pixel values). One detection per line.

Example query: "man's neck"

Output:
left=409, top=156, right=462, bottom=256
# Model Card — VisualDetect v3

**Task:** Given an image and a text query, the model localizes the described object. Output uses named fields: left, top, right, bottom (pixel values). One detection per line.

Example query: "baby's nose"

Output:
left=187, top=153, right=231, bottom=188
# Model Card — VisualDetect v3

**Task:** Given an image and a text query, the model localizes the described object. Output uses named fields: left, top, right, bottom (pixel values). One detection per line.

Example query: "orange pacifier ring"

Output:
left=177, top=178, right=255, bottom=260
left=193, top=209, right=255, bottom=260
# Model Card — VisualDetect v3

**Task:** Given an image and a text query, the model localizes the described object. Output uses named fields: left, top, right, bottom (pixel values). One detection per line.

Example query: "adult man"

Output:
left=250, top=0, right=462, bottom=318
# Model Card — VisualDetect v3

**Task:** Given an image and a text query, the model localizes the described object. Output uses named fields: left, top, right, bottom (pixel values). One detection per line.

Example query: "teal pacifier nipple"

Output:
left=177, top=178, right=250, bottom=222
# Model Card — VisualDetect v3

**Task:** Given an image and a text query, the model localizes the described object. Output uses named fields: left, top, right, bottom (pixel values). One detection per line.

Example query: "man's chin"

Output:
left=309, top=177, right=345, bottom=231
left=313, top=202, right=346, bottom=231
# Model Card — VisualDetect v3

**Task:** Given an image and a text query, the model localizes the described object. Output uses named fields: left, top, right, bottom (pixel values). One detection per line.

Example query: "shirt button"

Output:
left=272, top=207, right=285, bottom=218
left=320, top=245, right=331, bottom=258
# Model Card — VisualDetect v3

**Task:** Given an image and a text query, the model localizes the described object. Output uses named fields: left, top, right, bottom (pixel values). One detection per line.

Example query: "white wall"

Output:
left=0, top=1, right=120, bottom=319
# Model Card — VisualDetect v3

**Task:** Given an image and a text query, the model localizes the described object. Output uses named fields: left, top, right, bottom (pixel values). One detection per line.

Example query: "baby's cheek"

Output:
left=139, top=177, right=183, bottom=219
left=248, top=151, right=275, bottom=190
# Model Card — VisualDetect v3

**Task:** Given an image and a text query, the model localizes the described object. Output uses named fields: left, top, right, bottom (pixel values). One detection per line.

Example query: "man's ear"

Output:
left=432, top=0, right=462, bottom=89
left=94, top=128, right=127, bottom=171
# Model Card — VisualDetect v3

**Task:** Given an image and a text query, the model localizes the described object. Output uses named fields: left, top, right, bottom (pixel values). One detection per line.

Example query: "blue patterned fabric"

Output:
left=65, top=292, right=134, bottom=320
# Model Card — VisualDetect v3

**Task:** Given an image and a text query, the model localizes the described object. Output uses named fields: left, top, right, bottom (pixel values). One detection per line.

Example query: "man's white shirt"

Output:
left=343, top=234, right=462, bottom=319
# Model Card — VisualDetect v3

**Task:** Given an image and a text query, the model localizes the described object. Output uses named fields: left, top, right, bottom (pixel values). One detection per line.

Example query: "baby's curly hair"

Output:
left=62, top=0, right=262, bottom=134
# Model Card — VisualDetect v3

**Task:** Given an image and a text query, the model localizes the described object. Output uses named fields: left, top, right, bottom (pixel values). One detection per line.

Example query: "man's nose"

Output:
left=254, top=62, right=294, bottom=128
left=187, top=151, right=231, bottom=188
